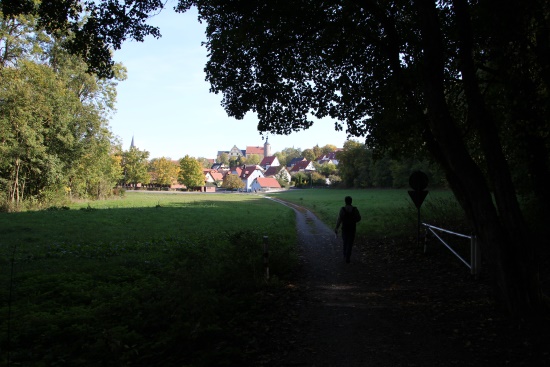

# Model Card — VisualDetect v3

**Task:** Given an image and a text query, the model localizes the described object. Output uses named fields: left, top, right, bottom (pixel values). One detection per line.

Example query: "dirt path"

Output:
left=266, top=199, right=447, bottom=366
left=256, top=198, right=550, bottom=367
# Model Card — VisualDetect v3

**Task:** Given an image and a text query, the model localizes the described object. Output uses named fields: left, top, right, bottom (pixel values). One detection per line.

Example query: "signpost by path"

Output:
left=408, top=171, right=429, bottom=247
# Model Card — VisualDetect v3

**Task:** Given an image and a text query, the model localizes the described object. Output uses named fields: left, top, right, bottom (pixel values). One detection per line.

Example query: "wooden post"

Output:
left=263, top=236, right=269, bottom=281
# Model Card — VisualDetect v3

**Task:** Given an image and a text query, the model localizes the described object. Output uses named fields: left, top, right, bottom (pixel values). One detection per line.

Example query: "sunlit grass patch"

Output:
left=268, top=189, right=459, bottom=239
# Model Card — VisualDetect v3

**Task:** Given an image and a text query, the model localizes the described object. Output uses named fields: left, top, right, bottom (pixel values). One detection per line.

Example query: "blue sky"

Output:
left=110, top=5, right=352, bottom=160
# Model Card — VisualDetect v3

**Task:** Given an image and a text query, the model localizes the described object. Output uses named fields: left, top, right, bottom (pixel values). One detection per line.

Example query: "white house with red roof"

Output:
left=238, top=165, right=265, bottom=191
left=264, top=166, right=291, bottom=184
left=290, top=160, right=315, bottom=173
left=316, top=151, right=340, bottom=165
left=287, top=157, right=307, bottom=168
left=251, top=177, right=282, bottom=192
left=260, top=155, right=280, bottom=170
left=204, top=169, right=224, bottom=185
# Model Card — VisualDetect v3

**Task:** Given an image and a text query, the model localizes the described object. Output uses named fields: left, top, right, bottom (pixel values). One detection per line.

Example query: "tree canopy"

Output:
left=0, top=10, right=125, bottom=205
left=3, top=0, right=549, bottom=317
left=122, top=147, right=150, bottom=187
left=178, top=0, right=550, bottom=318
left=222, top=173, right=244, bottom=191
left=336, top=141, right=444, bottom=188
left=179, top=155, right=205, bottom=189
left=149, top=157, right=179, bottom=187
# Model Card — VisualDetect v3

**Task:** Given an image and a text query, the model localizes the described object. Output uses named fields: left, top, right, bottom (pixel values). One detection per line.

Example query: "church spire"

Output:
left=130, top=135, right=135, bottom=149
left=264, top=136, right=272, bottom=157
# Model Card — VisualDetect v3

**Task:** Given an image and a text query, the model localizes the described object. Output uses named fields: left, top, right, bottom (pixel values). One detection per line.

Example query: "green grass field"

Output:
left=267, top=188, right=462, bottom=240
left=3, top=193, right=296, bottom=247
left=1, top=192, right=301, bottom=366
left=0, top=189, right=459, bottom=366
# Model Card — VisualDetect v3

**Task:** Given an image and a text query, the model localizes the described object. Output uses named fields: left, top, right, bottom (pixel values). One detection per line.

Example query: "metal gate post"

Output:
left=470, top=235, right=479, bottom=275
left=423, top=224, right=428, bottom=254
left=475, top=236, right=481, bottom=276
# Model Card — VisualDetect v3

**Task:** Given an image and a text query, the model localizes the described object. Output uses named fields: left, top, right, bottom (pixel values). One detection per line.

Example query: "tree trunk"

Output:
left=524, top=134, right=550, bottom=223
left=416, top=0, right=547, bottom=318
left=10, top=158, right=21, bottom=204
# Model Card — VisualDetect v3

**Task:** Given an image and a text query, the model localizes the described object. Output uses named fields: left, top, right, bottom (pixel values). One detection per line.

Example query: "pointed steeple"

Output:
left=130, top=135, right=135, bottom=149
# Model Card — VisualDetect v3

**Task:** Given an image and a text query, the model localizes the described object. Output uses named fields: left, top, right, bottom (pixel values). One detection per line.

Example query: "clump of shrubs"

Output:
left=45, top=206, right=71, bottom=211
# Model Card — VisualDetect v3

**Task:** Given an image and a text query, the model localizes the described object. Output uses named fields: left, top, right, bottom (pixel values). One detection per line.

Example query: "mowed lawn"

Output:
left=2, top=192, right=296, bottom=247
left=0, top=189, right=458, bottom=250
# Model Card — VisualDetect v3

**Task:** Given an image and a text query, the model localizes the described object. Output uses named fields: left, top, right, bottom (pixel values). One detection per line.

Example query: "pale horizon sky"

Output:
left=110, top=4, right=354, bottom=160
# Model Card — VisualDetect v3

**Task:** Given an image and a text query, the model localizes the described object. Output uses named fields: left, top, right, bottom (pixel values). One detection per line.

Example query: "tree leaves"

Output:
left=0, top=13, right=123, bottom=204
left=178, top=155, right=204, bottom=189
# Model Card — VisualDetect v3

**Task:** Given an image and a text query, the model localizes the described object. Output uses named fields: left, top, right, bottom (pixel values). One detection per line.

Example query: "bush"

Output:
left=112, top=187, right=126, bottom=197
left=0, top=194, right=16, bottom=212
left=422, top=196, right=470, bottom=233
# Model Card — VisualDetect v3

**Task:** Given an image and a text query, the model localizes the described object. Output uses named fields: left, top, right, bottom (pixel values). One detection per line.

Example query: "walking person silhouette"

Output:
left=334, top=196, right=361, bottom=263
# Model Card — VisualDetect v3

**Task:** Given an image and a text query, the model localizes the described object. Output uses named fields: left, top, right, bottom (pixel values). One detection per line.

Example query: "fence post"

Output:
left=263, top=235, right=269, bottom=281
left=470, top=235, right=480, bottom=275
left=471, top=235, right=481, bottom=276
left=423, top=224, right=428, bottom=254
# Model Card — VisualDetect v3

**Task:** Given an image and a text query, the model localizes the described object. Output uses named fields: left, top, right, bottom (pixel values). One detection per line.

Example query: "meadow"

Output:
left=268, top=188, right=464, bottom=240
left=0, top=189, right=459, bottom=366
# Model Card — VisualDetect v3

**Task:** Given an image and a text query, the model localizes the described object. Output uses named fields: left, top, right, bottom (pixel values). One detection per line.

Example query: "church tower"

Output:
left=264, top=136, right=272, bottom=157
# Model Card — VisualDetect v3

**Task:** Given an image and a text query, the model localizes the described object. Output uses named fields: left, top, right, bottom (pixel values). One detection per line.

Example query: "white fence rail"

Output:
left=422, top=223, right=481, bottom=275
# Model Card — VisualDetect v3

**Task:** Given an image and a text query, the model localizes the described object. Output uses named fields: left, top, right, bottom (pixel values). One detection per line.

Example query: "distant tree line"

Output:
left=121, top=148, right=206, bottom=190
left=216, top=141, right=446, bottom=189
left=334, top=140, right=446, bottom=189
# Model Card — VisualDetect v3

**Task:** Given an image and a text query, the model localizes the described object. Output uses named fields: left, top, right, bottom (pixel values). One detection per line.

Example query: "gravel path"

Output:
left=259, top=197, right=550, bottom=367
left=266, top=198, right=434, bottom=367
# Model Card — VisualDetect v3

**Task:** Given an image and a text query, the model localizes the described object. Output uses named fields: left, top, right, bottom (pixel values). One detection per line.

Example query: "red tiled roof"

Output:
left=290, top=160, right=312, bottom=172
left=260, top=156, right=277, bottom=166
left=211, top=172, right=224, bottom=181
left=255, top=177, right=281, bottom=188
left=240, top=165, right=262, bottom=179
left=316, top=152, right=338, bottom=161
left=287, top=157, right=306, bottom=167
left=246, top=146, right=264, bottom=155
left=264, top=166, right=280, bottom=177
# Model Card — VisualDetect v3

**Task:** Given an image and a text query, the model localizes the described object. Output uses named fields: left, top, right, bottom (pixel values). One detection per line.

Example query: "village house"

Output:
left=246, top=145, right=265, bottom=160
left=227, top=145, right=246, bottom=159
left=290, top=160, right=316, bottom=173
left=260, top=155, right=280, bottom=170
left=236, top=165, right=265, bottom=192
left=210, top=162, right=226, bottom=170
left=203, top=169, right=224, bottom=186
left=218, top=138, right=273, bottom=163
left=250, top=177, right=282, bottom=192
left=129, top=137, right=346, bottom=192
left=264, top=165, right=291, bottom=184
left=316, top=151, right=340, bottom=166
left=287, top=157, right=307, bottom=168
